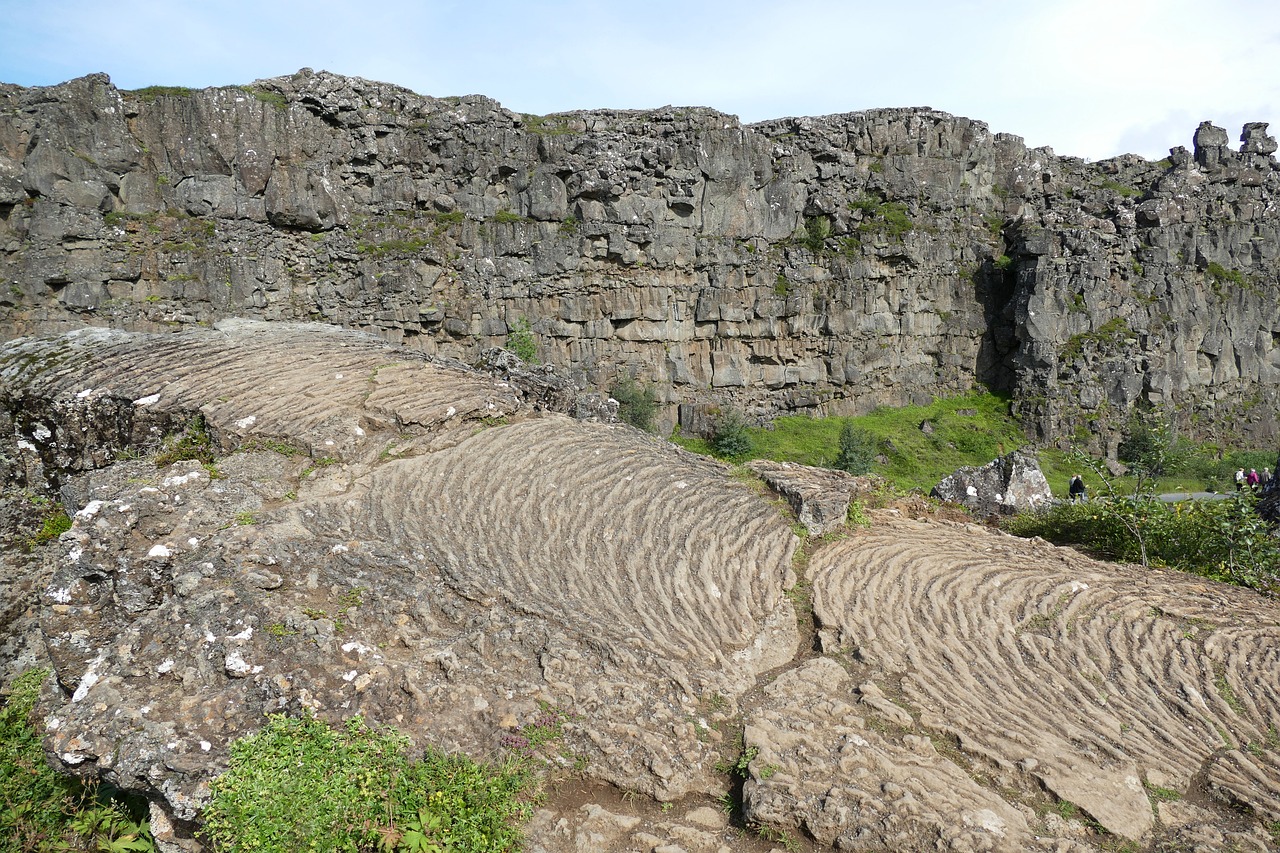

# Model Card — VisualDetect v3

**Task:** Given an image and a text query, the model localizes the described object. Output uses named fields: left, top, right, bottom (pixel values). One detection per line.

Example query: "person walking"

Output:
left=1236, top=468, right=1246, bottom=491
left=1262, top=468, right=1273, bottom=490
left=1248, top=469, right=1261, bottom=491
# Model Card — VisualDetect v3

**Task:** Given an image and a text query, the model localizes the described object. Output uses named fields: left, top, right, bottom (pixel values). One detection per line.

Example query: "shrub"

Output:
left=610, top=379, right=658, bottom=433
left=834, top=421, right=877, bottom=475
left=710, top=410, right=753, bottom=460
left=506, top=318, right=538, bottom=364
left=1, top=669, right=154, bottom=853
left=155, top=415, right=216, bottom=467
left=1004, top=493, right=1280, bottom=593
left=203, top=714, right=533, bottom=853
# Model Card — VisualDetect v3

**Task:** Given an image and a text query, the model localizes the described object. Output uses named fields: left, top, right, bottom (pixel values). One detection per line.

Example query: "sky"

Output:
left=1, top=0, right=1277, bottom=162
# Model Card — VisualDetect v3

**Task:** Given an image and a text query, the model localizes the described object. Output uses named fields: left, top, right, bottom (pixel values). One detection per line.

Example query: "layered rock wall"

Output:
left=1, top=71, right=1277, bottom=449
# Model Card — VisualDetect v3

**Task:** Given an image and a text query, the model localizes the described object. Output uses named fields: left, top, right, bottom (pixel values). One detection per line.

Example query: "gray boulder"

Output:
left=930, top=450, right=1052, bottom=516
left=747, top=460, right=883, bottom=535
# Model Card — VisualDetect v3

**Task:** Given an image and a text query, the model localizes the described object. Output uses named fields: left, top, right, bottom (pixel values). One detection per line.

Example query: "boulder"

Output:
left=929, top=450, right=1052, bottom=516
left=746, top=460, right=882, bottom=535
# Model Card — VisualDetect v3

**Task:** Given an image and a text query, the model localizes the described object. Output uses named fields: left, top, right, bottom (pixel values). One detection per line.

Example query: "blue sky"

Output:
left=2, top=0, right=1277, bottom=161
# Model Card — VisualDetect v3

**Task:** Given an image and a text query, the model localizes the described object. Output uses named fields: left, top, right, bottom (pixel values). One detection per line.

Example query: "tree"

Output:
left=834, top=420, right=878, bottom=475
left=710, top=409, right=752, bottom=459
left=610, top=379, right=658, bottom=433
left=1116, top=409, right=1179, bottom=488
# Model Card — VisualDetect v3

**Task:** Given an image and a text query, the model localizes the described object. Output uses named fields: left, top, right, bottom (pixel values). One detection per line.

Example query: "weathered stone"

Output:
left=929, top=450, right=1052, bottom=515
left=745, top=460, right=881, bottom=536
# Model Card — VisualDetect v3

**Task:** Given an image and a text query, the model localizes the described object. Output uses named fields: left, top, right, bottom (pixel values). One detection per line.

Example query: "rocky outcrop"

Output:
left=930, top=450, right=1054, bottom=515
left=746, top=459, right=882, bottom=535
left=4, top=325, right=1280, bottom=852
left=1, top=72, right=1277, bottom=451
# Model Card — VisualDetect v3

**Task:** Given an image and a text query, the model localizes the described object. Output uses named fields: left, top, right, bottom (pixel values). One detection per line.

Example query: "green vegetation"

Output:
left=709, top=409, right=753, bottom=460
left=1004, top=490, right=1279, bottom=593
left=1095, top=178, right=1142, bottom=198
left=797, top=215, right=832, bottom=253
left=202, top=713, right=534, bottom=853
left=155, top=414, right=217, bottom=467
left=850, top=196, right=913, bottom=242
left=237, top=86, right=288, bottom=111
left=834, top=420, right=877, bottom=475
left=730, top=391, right=1025, bottom=492
left=2, top=669, right=156, bottom=853
left=492, top=209, right=525, bottom=224
left=610, top=379, right=659, bottom=432
left=993, top=254, right=1013, bottom=271
left=127, top=86, right=195, bottom=102
left=1204, top=261, right=1252, bottom=296
left=1061, top=317, right=1133, bottom=361
left=520, top=114, right=573, bottom=136
left=506, top=317, right=538, bottom=364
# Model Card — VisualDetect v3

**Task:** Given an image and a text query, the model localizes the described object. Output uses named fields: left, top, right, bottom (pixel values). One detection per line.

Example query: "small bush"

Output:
left=155, top=415, right=216, bottom=467
left=202, top=714, right=534, bottom=853
left=506, top=318, right=538, bottom=364
left=29, top=509, right=71, bottom=546
left=1, top=669, right=154, bottom=852
left=710, top=410, right=753, bottom=460
left=1004, top=493, right=1280, bottom=593
left=610, top=379, right=659, bottom=432
left=834, top=421, right=878, bottom=475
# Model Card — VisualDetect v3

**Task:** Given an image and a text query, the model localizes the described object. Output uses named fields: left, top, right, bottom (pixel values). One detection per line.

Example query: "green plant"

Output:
left=2, top=669, right=156, bottom=852
left=203, top=714, right=533, bottom=853
left=127, top=85, right=194, bottom=102
left=234, top=511, right=257, bottom=526
left=847, top=500, right=871, bottom=527
left=557, top=216, right=578, bottom=235
left=1060, top=317, right=1133, bottom=362
left=155, top=415, right=216, bottom=467
left=797, top=215, right=831, bottom=253
left=993, top=254, right=1013, bottom=270
left=756, top=824, right=800, bottom=852
left=520, top=114, right=573, bottom=136
left=238, top=86, right=288, bottom=110
left=774, top=273, right=792, bottom=297
left=710, top=410, right=753, bottom=460
left=506, top=317, right=538, bottom=364
left=492, top=209, right=524, bottom=224
left=29, top=507, right=71, bottom=546
left=1095, top=178, right=1141, bottom=198
left=834, top=420, right=878, bottom=475
left=610, top=379, right=659, bottom=433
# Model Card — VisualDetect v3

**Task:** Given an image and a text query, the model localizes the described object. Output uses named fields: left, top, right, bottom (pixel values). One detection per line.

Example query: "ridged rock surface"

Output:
left=1, top=72, right=1278, bottom=451
left=743, top=519, right=1280, bottom=851
left=2, top=325, right=1280, bottom=851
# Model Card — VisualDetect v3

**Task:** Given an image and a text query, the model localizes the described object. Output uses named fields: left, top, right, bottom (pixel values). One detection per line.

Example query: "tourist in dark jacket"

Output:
left=1069, top=474, right=1086, bottom=502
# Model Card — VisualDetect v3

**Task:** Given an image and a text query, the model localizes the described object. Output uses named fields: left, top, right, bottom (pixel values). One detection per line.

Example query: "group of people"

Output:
left=1236, top=468, right=1273, bottom=492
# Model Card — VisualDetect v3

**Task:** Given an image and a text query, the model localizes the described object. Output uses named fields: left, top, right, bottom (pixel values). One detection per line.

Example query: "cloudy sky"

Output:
left=2, top=0, right=1277, bottom=161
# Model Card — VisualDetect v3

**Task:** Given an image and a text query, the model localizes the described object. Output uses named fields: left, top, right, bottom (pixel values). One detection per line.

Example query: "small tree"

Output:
left=506, top=317, right=538, bottom=364
left=610, top=379, right=658, bottom=433
left=834, top=420, right=878, bottom=475
left=1116, top=409, right=1178, bottom=488
left=710, top=409, right=752, bottom=459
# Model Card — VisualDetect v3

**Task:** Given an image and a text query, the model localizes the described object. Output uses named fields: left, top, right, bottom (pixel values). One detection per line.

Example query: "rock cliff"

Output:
left=1, top=71, right=1277, bottom=450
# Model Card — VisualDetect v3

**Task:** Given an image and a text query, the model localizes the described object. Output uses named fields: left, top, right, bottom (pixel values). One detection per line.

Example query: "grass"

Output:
left=202, top=713, right=534, bottom=853
left=712, top=390, right=1027, bottom=493
left=1, top=670, right=155, bottom=853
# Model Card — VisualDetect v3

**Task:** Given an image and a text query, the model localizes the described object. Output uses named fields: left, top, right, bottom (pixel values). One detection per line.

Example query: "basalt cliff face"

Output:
left=1, top=70, right=1277, bottom=450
